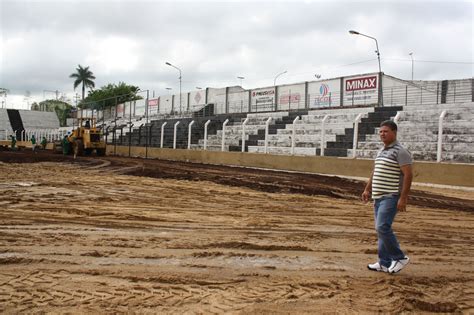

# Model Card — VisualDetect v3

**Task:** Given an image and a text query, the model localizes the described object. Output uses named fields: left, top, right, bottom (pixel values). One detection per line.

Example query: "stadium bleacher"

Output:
left=0, top=109, right=13, bottom=139
left=19, top=110, right=60, bottom=129
left=110, top=98, right=473, bottom=163
left=2, top=75, right=471, bottom=163
left=352, top=101, right=474, bottom=163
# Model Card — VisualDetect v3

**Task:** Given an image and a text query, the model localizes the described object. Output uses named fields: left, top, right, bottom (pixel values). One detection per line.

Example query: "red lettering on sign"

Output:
left=148, top=99, right=159, bottom=107
left=345, top=76, right=377, bottom=91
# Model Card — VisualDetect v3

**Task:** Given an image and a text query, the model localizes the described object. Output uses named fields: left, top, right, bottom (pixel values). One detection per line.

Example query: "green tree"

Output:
left=69, top=65, right=96, bottom=100
left=30, top=102, right=40, bottom=111
left=79, top=82, right=142, bottom=110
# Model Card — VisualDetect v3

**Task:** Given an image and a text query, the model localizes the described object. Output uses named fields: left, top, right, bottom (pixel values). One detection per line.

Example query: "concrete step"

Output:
left=307, top=107, right=374, bottom=115
left=277, top=127, right=347, bottom=135
left=248, top=146, right=318, bottom=156
left=198, top=138, right=241, bottom=146
left=265, top=134, right=336, bottom=141
left=190, top=144, right=230, bottom=151
left=348, top=149, right=474, bottom=163
left=357, top=141, right=474, bottom=153
left=299, top=113, right=371, bottom=124
left=364, top=133, right=474, bottom=142
left=257, top=140, right=323, bottom=148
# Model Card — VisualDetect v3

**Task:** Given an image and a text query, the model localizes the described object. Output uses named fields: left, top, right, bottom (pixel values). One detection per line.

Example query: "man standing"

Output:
left=10, top=135, right=16, bottom=150
left=62, top=135, right=70, bottom=155
left=31, top=134, right=37, bottom=153
left=362, top=120, right=413, bottom=274
left=41, top=137, right=47, bottom=150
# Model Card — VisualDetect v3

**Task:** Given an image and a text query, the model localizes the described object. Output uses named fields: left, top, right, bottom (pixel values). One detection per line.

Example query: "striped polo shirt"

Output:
left=372, top=141, right=412, bottom=199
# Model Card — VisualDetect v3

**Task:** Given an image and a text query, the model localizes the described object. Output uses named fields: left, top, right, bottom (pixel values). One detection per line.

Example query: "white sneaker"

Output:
left=388, top=256, right=410, bottom=273
left=367, top=261, right=389, bottom=272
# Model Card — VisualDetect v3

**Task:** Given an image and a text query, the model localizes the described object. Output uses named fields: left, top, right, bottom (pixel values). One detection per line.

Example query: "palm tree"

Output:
left=69, top=65, right=96, bottom=100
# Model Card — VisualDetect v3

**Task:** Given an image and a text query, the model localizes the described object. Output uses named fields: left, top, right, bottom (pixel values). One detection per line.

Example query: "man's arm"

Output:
left=398, top=164, right=413, bottom=212
left=361, top=169, right=374, bottom=203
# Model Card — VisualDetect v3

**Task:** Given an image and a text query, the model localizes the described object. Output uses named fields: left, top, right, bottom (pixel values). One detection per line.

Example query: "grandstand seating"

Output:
left=19, top=110, right=60, bottom=129
left=192, top=111, right=297, bottom=152
left=94, top=76, right=474, bottom=164
left=246, top=106, right=401, bottom=157
left=110, top=100, right=473, bottom=163
left=116, top=113, right=247, bottom=149
left=352, top=101, right=474, bottom=163
left=0, top=109, right=13, bottom=139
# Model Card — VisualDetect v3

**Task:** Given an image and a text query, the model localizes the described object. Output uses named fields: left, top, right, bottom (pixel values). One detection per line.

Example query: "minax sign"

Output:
left=345, top=75, right=378, bottom=91
left=344, top=75, right=379, bottom=105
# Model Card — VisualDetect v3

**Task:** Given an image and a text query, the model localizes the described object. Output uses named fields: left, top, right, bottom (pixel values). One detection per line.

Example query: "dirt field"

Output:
left=1, top=150, right=473, bottom=314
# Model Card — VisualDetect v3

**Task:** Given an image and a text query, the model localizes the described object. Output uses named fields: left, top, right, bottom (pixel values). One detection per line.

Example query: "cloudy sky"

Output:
left=0, top=0, right=472, bottom=109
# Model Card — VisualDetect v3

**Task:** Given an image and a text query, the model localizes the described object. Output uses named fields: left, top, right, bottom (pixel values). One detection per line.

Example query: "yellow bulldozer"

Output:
left=54, top=118, right=106, bottom=156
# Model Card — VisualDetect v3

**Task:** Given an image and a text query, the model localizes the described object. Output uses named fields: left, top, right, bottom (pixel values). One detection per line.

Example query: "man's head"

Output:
left=379, top=120, right=397, bottom=145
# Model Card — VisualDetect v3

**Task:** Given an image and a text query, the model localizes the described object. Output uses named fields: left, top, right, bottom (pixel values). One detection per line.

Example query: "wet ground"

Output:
left=1, top=150, right=473, bottom=313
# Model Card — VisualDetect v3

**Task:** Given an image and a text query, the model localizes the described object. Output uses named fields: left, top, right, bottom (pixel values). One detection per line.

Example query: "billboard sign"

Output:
left=279, top=93, right=301, bottom=104
left=116, top=103, right=124, bottom=118
left=345, top=75, right=377, bottom=91
left=308, top=79, right=340, bottom=108
left=313, top=83, right=332, bottom=107
left=148, top=98, right=159, bottom=116
left=344, top=74, right=378, bottom=105
left=135, top=99, right=145, bottom=116
left=251, top=88, right=275, bottom=112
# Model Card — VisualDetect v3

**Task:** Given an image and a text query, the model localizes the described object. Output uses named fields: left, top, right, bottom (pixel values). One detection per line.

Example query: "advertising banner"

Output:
left=116, top=103, right=124, bottom=118
left=250, top=87, right=275, bottom=112
left=308, top=79, right=341, bottom=108
left=148, top=98, right=159, bottom=116
left=189, top=90, right=206, bottom=110
left=343, top=74, right=378, bottom=106
left=135, top=99, right=145, bottom=116
left=169, top=93, right=188, bottom=113
left=277, top=83, right=305, bottom=110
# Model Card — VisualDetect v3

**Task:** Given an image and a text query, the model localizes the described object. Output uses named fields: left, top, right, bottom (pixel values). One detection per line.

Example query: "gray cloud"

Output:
left=0, top=0, right=472, bottom=109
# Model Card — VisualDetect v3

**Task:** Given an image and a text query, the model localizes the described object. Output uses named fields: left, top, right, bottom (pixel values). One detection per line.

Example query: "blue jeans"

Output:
left=374, top=195, right=405, bottom=267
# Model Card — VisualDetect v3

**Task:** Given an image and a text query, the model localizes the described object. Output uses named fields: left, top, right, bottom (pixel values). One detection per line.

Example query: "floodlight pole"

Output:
left=165, top=62, right=182, bottom=114
left=349, top=30, right=381, bottom=73
left=273, top=70, right=287, bottom=86
left=349, top=30, right=383, bottom=106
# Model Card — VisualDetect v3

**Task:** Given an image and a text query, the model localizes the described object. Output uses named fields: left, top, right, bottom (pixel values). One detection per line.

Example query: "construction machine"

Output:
left=54, top=118, right=106, bottom=156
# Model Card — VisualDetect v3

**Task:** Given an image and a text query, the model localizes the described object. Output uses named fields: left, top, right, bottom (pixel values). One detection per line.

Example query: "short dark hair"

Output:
left=380, top=120, right=397, bottom=131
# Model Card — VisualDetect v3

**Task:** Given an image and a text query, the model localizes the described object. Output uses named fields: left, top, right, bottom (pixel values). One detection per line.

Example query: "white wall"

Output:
left=227, top=86, right=249, bottom=113
left=383, top=75, right=438, bottom=106
left=446, top=79, right=472, bottom=103
left=207, top=88, right=226, bottom=114
left=159, top=95, right=173, bottom=114
left=172, top=93, right=188, bottom=112
left=135, top=99, right=146, bottom=116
